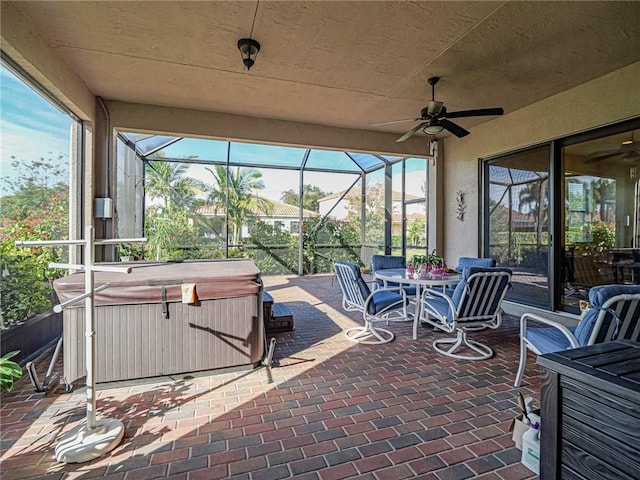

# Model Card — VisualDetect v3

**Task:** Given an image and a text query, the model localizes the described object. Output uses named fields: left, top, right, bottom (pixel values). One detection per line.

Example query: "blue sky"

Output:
left=0, top=64, right=71, bottom=188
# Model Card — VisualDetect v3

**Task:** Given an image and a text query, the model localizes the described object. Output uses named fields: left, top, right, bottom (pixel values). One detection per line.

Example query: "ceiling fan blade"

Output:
left=445, top=107, right=504, bottom=119
left=372, top=118, right=419, bottom=127
left=584, top=150, right=640, bottom=164
left=396, top=123, right=427, bottom=143
left=440, top=119, right=470, bottom=138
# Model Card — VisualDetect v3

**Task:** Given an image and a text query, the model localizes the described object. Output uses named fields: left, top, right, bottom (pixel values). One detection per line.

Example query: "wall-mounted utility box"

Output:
left=94, top=197, right=113, bottom=219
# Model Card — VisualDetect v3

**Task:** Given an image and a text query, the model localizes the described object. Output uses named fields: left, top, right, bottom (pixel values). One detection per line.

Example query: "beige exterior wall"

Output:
left=441, top=61, right=640, bottom=264
left=104, top=100, right=428, bottom=157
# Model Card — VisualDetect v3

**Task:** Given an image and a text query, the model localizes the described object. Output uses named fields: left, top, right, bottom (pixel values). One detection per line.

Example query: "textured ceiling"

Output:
left=13, top=1, right=640, bottom=140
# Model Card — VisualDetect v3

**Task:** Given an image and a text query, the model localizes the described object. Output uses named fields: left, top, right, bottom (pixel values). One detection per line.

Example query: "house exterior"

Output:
left=196, top=200, right=318, bottom=239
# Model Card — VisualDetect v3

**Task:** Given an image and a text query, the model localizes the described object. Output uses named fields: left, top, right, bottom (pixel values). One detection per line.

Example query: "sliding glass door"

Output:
left=561, top=127, right=640, bottom=312
left=483, top=119, right=640, bottom=314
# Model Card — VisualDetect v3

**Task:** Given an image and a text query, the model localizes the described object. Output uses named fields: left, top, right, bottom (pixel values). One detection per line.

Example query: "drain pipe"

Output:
left=96, top=97, right=112, bottom=258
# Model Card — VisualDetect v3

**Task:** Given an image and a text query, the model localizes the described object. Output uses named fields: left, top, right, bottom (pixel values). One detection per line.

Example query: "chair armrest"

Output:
left=520, top=312, right=580, bottom=349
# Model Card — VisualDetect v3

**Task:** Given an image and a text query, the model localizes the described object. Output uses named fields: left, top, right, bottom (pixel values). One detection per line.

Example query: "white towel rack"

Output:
left=15, top=226, right=145, bottom=463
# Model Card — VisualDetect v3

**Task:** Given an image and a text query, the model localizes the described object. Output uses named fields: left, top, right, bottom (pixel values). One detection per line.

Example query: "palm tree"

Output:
left=205, top=165, right=273, bottom=245
left=591, top=178, right=616, bottom=223
left=145, top=161, right=205, bottom=214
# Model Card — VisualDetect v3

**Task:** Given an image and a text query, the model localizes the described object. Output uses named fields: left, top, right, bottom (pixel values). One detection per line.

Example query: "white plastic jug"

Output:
left=521, top=421, right=540, bottom=474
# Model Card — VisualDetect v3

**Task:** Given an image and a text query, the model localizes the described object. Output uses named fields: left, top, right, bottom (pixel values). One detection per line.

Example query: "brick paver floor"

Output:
left=0, top=273, right=540, bottom=479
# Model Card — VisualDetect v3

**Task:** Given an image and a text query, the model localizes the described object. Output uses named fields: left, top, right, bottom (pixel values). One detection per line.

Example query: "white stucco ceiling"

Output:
left=9, top=1, right=640, bottom=141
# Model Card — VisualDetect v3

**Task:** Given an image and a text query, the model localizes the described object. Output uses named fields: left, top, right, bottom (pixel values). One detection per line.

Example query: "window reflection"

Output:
left=562, top=128, right=640, bottom=312
left=486, top=146, right=551, bottom=309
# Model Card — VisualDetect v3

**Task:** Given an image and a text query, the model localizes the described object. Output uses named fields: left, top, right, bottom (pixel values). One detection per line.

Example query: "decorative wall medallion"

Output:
left=456, top=190, right=466, bottom=221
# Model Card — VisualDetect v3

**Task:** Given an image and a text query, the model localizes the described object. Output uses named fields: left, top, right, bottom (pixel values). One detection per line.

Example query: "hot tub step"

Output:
left=262, top=291, right=274, bottom=323
left=267, top=302, right=294, bottom=332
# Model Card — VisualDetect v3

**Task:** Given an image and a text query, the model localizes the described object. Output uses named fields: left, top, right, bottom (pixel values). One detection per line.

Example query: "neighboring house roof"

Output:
left=196, top=199, right=319, bottom=218
left=319, top=190, right=422, bottom=202
left=496, top=205, right=540, bottom=231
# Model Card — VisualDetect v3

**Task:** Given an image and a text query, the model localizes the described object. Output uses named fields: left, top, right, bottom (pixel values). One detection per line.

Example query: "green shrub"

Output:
left=0, top=239, right=54, bottom=328
left=0, top=351, right=22, bottom=392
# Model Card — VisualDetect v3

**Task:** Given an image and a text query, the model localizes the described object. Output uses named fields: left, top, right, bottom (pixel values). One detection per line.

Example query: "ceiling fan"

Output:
left=584, top=132, right=640, bottom=164
left=374, top=77, right=504, bottom=142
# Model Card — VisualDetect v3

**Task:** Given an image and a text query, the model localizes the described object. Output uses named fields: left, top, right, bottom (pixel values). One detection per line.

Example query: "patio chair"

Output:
left=420, top=266, right=512, bottom=360
left=514, top=284, right=640, bottom=387
left=445, top=256, right=497, bottom=295
left=371, top=254, right=417, bottom=297
left=454, top=256, right=496, bottom=273
left=334, top=260, right=408, bottom=344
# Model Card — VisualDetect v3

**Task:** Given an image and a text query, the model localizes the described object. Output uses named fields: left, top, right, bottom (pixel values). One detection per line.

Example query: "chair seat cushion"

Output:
left=370, top=290, right=405, bottom=314
left=526, top=325, right=578, bottom=354
left=423, top=296, right=453, bottom=321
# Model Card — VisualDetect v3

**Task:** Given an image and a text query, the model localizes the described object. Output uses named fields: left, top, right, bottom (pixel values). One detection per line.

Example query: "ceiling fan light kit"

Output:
left=375, top=76, right=504, bottom=143
left=423, top=122, right=444, bottom=135
left=237, top=38, right=260, bottom=70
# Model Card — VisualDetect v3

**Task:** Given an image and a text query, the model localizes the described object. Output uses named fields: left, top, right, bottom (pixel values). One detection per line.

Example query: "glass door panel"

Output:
left=561, top=128, right=640, bottom=312
left=486, top=146, right=551, bottom=309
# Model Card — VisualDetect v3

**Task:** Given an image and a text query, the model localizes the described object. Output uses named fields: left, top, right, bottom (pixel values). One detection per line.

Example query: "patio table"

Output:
left=374, top=268, right=460, bottom=340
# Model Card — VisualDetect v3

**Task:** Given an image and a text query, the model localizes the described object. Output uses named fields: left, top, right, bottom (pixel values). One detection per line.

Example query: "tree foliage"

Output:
left=145, top=208, right=202, bottom=260
left=145, top=161, right=205, bottom=214
left=281, top=184, right=329, bottom=212
left=246, top=221, right=298, bottom=274
left=0, top=156, right=69, bottom=327
left=205, top=165, right=273, bottom=245
left=303, top=217, right=361, bottom=273
left=406, top=219, right=426, bottom=246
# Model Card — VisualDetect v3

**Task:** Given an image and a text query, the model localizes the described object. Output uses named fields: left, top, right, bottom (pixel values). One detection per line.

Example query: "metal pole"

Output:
left=85, top=225, right=96, bottom=429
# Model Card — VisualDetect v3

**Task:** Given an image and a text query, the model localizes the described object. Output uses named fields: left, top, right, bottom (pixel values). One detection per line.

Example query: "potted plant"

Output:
left=118, top=243, right=145, bottom=262
left=406, top=254, right=428, bottom=279
left=407, top=250, right=447, bottom=278
left=427, top=249, right=447, bottom=275
left=0, top=350, right=22, bottom=392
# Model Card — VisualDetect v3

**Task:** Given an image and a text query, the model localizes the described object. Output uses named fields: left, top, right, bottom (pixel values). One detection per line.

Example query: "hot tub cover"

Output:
left=54, top=259, right=261, bottom=307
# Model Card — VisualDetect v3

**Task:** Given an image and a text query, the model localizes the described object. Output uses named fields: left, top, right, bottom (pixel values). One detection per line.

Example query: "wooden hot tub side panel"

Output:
left=64, top=295, right=262, bottom=384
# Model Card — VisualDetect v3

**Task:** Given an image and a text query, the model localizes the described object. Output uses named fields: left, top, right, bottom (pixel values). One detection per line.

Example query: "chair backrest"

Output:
left=371, top=255, right=406, bottom=272
left=334, top=261, right=371, bottom=312
left=454, top=257, right=496, bottom=273
left=574, top=285, right=640, bottom=346
left=451, top=267, right=512, bottom=322
left=371, top=255, right=406, bottom=287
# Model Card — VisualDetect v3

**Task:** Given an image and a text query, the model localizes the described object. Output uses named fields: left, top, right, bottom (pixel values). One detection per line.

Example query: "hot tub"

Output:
left=53, top=259, right=264, bottom=385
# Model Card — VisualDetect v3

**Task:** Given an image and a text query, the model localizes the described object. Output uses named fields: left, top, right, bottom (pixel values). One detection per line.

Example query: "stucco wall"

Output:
left=441, top=60, right=640, bottom=263
left=104, top=100, right=428, bottom=158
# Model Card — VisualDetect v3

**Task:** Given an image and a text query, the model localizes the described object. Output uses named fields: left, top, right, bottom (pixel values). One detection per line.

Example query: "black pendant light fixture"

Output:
left=237, top=38, right=261, bottom=70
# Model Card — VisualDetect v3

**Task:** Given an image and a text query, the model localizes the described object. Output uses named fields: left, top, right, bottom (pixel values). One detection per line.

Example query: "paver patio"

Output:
left=0, top=273, right=539, bottom=479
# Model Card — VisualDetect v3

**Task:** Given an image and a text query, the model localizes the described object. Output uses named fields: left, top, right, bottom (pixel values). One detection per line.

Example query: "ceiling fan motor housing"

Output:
left=383, top=76, right=504, bottom=142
